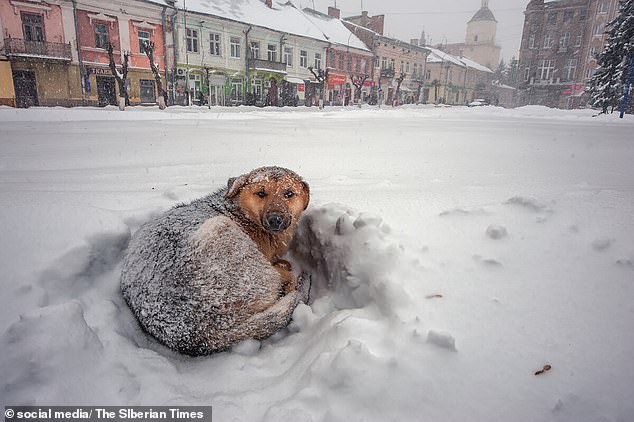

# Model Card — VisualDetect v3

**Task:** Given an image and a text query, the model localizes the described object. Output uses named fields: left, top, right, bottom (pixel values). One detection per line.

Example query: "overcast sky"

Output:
left=300, top=0, right=529, bottom=63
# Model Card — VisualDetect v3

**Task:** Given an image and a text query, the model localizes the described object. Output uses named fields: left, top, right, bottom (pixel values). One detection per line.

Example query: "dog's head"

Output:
left=225, top=166, right=310, bottom=235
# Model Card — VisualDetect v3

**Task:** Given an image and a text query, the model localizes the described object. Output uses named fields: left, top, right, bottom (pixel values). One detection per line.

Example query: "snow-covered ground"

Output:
left=1, top=105, right=633, bottom=421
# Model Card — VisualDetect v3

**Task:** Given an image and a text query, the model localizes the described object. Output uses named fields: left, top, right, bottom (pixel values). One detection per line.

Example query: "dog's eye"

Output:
left=256, top=190, right=266, bottom=198
left=285, top=190, right=295, bottom=199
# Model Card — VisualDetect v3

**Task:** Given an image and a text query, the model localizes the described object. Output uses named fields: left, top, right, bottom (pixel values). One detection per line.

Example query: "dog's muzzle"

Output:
left=263, top=213, right=290, bottom=233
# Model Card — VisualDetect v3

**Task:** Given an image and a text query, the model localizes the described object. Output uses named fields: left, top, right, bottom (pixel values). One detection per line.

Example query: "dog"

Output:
left=120, top=166, right=310, bottom=356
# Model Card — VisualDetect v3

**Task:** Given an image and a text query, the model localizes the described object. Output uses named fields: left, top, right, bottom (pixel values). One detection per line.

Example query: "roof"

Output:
left=301, top=8, right=371, bottom=52
left=425, top=46, right=493, bottom=73
left=169, top=0, right=369, bottom=52
left=469, top=6, right=497, bottom=23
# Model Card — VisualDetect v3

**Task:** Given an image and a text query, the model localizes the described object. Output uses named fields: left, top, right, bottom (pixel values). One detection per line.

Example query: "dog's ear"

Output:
left=301, top=181, right=310, bottom=210
left=225, top=174, right=248, bottom=199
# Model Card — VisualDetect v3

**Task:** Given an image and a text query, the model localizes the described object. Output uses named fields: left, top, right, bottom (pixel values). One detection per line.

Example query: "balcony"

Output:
left=2, top=38, right=72, bottom=61
left=248, top=58, right=286, bottom=74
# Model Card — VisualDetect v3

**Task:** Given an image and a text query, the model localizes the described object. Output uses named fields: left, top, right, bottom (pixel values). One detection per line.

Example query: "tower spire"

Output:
left=482, top=0, right=489, bottom=8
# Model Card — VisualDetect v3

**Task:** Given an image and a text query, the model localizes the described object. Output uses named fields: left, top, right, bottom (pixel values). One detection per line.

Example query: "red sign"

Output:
left=328, top=73, right=346, bottom=86
left=363, top=79, right=374, bottom=87
left=298, top=84, right=305, bottom=92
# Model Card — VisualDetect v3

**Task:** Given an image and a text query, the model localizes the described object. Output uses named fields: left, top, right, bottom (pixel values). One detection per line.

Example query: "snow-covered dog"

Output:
left=121, top=166, right=310, bottom=355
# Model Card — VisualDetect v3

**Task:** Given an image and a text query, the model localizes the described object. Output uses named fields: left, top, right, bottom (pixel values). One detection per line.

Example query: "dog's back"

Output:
left=121, top=189, right=300, bottom=355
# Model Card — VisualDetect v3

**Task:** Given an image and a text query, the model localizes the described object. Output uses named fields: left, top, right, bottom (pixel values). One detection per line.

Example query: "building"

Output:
left=424, top=47, right=493, bottom=105
left=74, top=0, right=172, bottom=106
left=517, top=0, right=618, bottom=108
left=343, top=11, right=430, bottom=105
left=304, top=7, right=373, bottom=106
left=0, top=0, right=173, bottom=108
left=442, top=0, right=501, bottom=70
left=0, top=0, right=76, bottom=107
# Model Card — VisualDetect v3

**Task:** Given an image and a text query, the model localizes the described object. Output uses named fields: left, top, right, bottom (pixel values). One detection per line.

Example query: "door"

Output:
left=13, top=70, right=38, bottom=108
left=96, top=76, right=117, bottom=106
left=139, top=79, right=156, bottom=103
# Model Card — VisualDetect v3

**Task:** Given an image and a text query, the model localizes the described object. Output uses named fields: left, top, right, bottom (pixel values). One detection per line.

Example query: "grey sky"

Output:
left=301, top=0, right=529, bottom=64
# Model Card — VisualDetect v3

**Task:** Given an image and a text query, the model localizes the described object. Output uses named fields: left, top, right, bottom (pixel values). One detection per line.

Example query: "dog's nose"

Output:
left=264, top=213, right=288, bottom=232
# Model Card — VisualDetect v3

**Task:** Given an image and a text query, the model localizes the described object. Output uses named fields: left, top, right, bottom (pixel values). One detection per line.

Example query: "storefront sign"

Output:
left=297, top=84, right=305, bottom=92
left=86, top=66, right=111, bottom=75
left=328, top=73, right=346, bottom=88
left=208, top=75, right=226, bottom=86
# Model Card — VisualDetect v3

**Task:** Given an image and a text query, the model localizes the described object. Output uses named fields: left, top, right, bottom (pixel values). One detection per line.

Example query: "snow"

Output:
left=171, top=0, right=369, bottom=52
left=1, top=104, right=634, bottom=421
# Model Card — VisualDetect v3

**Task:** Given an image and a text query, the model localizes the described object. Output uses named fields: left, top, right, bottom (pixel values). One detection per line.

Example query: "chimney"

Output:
left=265, top=0, right=272, bottom=8
left=328, top=6, right=340, bottom=18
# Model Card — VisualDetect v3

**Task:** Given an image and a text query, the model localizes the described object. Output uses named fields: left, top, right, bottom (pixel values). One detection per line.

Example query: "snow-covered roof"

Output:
left=301, top=9, right=370, bottom=52
left=460, top=56, right=493, bottom=73
left=168, top=0, right=368, bottom=51
left=425, top=46, right=492, bottom=73
left=426, top=46, right=465, bottom=67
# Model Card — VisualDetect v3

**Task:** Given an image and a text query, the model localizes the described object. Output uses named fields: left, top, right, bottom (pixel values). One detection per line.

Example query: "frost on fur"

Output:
left=120, top=184, right=308, bottom=356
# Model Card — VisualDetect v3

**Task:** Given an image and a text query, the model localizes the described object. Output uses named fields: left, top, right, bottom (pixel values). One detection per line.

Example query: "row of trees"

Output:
left=107, top=41, right=167, bottom=111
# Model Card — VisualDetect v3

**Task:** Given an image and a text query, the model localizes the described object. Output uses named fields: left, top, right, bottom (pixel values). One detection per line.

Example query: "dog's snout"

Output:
left=264, top=213, right=289, bottom=232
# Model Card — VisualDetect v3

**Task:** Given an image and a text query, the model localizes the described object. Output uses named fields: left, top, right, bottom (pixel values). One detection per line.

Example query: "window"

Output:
left=400, top=61, right=404, bottom=72
left=390, top=58, right=395, bottom=69
left=299, top=50, right=307, bottom=67
left=548, top=12, right=557, bottom=25
left=528, top=34, right=536, bottom=49
left=210, top=33, right=221, bottom=56
left=425, top=69, right=431, bottom=80
left=524, top=66, right=531, bottom=82
left=381, top=57, right=387, bottom=69
left=537, top=59, right=555, bottom=80
left=347, top=55, right=352, bottom=71
left=589, top=46, right=598, bottom=59
left=138, top=30, right=150, bottom=53
left=355, top=58, right=361, bottom=73
left=564, top=58, right=577, bottom=80
left=186, top=28, right=199, bottom=53
left=406, top=62, right=410, bottom=74
left=250, top=41, right=259, bottom=59
left=563, top=10, right=574, bottom=23
left=543, top=33, right=554, bottom=49
left=230, top=37, right=241, bottom=58
left=338, top=54, right=344, bottom=69
left=230, top=79, right=243, bottom=102
left=22, top=13, right=44, bottom=42
left=374, top=56, right=379, bottom=68
left=314, top=52, right=321, bottom=69
left=597, top=1, right=609, bottom=14
left=593, top=24, right=605, bottom=36
left=267, top=44, right=277, bottom=61
left=586, top=67, right=596, bottom=79
left=413, top=63, right=418, bottom=77
left=283, top=47, right=293, bottom=66
left=575, top=34, right=582, bottom=47
left=95, top=23, right=109, bottom=49
left=560, top=32, right=570, bottom=48
left=579, top=10, right=587, bottom=21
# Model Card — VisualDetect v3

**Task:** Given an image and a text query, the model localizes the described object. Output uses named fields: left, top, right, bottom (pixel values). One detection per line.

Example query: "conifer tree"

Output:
left=588, top=0, right=634, bottom=114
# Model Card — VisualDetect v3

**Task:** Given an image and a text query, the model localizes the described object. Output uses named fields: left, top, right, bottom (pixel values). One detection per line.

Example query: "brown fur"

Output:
left=226, top=168, right=310, bottom=292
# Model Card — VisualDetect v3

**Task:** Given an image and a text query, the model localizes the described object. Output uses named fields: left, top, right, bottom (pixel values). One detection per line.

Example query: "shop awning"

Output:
left=286, top=77, right=305, bottom=84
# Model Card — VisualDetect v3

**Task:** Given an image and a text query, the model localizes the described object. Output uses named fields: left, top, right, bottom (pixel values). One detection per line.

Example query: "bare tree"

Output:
left=350, top=73, right=368, bottom=105
left=143, top=41, right=168, bottom=109
left=107, top=43, right=130, bottom=110
left=309, top=67, right=329, bottom=109
left=393, top=72, right=406, bottom=107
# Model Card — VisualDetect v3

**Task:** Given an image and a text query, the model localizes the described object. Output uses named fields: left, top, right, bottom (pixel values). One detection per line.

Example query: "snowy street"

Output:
left=1, top=105, right=633, bottom=421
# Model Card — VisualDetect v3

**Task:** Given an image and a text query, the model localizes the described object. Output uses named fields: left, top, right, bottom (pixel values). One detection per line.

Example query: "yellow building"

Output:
left=0, top=58, right=15, bottom=106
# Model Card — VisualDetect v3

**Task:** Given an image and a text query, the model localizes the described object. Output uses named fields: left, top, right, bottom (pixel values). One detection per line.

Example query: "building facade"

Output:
left=343, top=11, right=429, bottom=105
left=74, top=0, right=170, bottom=106
left=0, top=0, right=76, bottom=107
left=516, top=0, right=618, bottom=108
